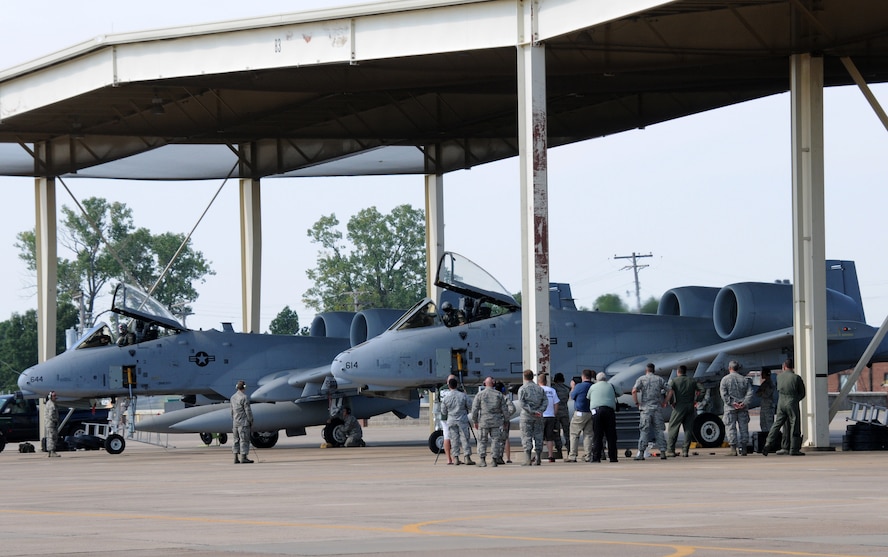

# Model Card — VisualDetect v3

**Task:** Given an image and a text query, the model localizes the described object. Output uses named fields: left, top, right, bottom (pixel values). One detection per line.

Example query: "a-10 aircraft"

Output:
left=17, top=283, right=416, bottom=449
left=332, top=252, right=888, bottom=447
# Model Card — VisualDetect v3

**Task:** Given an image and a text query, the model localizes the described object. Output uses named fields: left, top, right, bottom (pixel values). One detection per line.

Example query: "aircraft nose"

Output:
left=17, top=367, right=37, bottom=394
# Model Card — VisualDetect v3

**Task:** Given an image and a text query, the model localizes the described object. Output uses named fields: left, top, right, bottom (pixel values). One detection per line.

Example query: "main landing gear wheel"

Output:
left=104, top=433, right=126, bottom=455
left=428, top=429, right=445, bottom=454
left=693, top=412, right=726, bottom=448
left=323, top=418, right=346, bottom=447
left=251, top=431, right=279, bottom=449
left=199, top=432, right=228, bottom=445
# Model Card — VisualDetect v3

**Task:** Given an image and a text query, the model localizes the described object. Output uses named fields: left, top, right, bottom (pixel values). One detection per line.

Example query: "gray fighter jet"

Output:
left=18, top=283, right=416, bottom=448
left=332, top=252, right=888, bottom=447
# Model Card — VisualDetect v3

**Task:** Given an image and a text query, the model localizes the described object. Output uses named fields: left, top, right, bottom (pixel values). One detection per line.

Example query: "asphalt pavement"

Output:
left=1, top=414, right=886, bottom=556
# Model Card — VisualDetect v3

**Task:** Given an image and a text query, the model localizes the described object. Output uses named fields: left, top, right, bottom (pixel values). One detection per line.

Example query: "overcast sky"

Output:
left=2, top=1, right=888, bottom=336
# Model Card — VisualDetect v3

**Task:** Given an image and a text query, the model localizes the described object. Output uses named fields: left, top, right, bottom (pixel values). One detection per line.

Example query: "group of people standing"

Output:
left=439, top=374, right=514, bottom=466
left=716, top=357, right=807, bottom=457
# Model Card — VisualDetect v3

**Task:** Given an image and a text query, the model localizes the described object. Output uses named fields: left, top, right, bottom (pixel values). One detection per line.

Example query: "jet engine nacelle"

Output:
left=310, top=312, right=356, bottom=338
left=713, top=282, right=865, bottom=340
left=658, top=286, right=720, bottom=319
left=349, top=309, right=406, bottom=347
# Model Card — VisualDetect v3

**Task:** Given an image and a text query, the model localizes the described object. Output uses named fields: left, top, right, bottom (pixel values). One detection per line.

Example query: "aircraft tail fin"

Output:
left=550, top=283, right=577, bottom=310
left=826, top=260, right=865, bottom=322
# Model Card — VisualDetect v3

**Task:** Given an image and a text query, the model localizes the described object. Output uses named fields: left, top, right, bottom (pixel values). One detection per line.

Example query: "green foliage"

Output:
left=640, top=296, right=660, bottom=314
left=303, top=205, right=426, bottom=312
left=16, top=197, right=214, bottom=324
left=268, top=306, right=301, bottom=335
left=0, top=303, right=78, bottom=393
left=593, top=293, right=629, bottom=313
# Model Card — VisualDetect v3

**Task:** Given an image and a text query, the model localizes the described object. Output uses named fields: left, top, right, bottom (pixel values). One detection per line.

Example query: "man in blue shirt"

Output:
left=565, top=368, right=595, bottom=462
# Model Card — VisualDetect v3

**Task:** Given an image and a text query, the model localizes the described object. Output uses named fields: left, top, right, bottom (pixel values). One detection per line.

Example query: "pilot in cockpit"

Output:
left=117, top=323, right=136, bottom=347
left=441, top=301, right=466, bottom=327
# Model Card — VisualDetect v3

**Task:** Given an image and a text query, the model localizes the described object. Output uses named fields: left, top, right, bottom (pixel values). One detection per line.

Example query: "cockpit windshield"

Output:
left=392, top=300, right=441, bottom=331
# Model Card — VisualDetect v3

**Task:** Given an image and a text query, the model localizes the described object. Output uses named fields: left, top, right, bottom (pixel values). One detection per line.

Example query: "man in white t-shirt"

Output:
left=538, top=373, right=560, bottom=463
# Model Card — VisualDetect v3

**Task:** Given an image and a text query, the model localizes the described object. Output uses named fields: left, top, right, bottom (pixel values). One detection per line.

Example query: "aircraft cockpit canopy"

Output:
left=387, top=252, right=521, bottom=331
left=435, top=252, right=520, bottom=311
left=111, top=283, right=186, bottom=333
left=74, top=284, right=186, bottom=350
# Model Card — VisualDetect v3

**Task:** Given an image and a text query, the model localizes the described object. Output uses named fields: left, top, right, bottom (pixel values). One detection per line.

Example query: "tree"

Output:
left=303, top=205, right=426, bottom=312
left=16, top=197, right=214, bottom=325
left=0, top=304, right=78, bottom=393
left=268, top=306, right=309, bottom=335
left=593, top=293, right=629, bottom=313
left=640, top=296, right=660, bottom=314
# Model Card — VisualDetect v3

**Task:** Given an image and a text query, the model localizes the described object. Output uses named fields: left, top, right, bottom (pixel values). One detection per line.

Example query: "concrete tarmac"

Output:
left=2, top=418, right=887, bottom=557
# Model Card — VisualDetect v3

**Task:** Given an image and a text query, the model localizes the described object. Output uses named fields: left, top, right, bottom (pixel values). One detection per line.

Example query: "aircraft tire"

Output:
left=692, top=413, right=725, bottom=448
left=251, top=431, right=279, bottom=449
left=323, top=418, right=346, bottom=447
left=199, top=432, right=213, bottom=445
left=0, top=432, right=6, bottom=453
left=218, top=433, right=228, bottom=445
left=104, top=433, right=126, bottom=455
left=428, top=429, right=445, bottom=454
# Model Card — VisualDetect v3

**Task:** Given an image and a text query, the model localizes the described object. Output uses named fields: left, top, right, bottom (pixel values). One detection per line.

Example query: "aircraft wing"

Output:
left=251, top=365, right=340, bottom=402
left=607, top=319, right=880, bottom=393
left=606, top=326, right=795, bottom=393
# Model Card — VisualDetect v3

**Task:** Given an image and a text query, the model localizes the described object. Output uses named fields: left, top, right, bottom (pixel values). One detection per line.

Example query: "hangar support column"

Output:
left=517, top=2, right=550, bottom=377
left=790, top=53, right=830, bottom=448
left=239, top=143, right=262, bottom=334
left=33, top=142, right=57, bottom=365
left=424, top=171, right=444, bottom=301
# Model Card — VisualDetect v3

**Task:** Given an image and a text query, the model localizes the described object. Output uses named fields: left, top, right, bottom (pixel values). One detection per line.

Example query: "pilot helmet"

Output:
left=441, top=301, right=453, bottom=311
left=118, top=323, right=128, bottom=333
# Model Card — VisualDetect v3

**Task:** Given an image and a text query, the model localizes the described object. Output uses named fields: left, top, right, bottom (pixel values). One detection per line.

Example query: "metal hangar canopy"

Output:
left=1, top=0, right=887, bottom=180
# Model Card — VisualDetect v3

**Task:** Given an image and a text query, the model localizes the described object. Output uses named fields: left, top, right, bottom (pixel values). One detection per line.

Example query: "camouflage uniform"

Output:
left=633, top=373, right=667, bottom=458
left=441, top=388, right=473, bottom=463
left=230, top=388, right=254, bottom=461
left=471, top=387, right=512, bottom=466
left=720, top=372, right=753, bottom=454
left=756, top=378, right=775, bottom=432
left=44, top=397, right=59, bottom=456
left=517, top=379, right=548, bottom=465
left=552, top=381, right=571, bottom=454
left=341, top=413, right=364, bottom=447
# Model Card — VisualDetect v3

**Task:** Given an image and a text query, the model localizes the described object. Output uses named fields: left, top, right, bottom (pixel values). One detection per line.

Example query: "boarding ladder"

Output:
left=846, top=400, right=888, bottom=426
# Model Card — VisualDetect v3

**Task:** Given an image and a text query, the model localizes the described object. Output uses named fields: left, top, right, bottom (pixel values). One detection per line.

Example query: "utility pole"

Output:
left=614, top=252, right=652, bottom=311
left=340, top=291, right=369, bottom=312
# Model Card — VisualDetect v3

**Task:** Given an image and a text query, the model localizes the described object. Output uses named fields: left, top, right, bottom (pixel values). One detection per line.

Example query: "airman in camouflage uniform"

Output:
left=471, top=376, right=513, bottom=467
left=517, top=369, right=548, bottom=466
left=756, top=368, right=775, bottom=433
left=231, top=380, right=254, bottom=463
left=632, top=363, right=668, bottom=460
left=45, top=391, right=60, bottom=457
left=720, top=360, right=754, bottom=456
left=441, top=377, right=474, bottom=465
